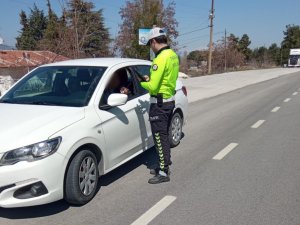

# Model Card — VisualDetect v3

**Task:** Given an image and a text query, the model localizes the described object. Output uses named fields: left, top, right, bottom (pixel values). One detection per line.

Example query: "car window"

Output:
left=0, top=66, right=107, bottom=107
left=132, top=65, right=151, bottom=95
left=134, top=65, right=151, bottom=76
left=100, top=67, right=139, bottom=106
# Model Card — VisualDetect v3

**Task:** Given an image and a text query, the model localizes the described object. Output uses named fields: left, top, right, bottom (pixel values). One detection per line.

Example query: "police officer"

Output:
left=140, top=27, right=179, bottom=184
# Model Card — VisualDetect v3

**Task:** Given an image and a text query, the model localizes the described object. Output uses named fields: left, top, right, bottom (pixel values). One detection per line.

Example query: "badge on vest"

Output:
left=152, top=64, right=158, bottom=71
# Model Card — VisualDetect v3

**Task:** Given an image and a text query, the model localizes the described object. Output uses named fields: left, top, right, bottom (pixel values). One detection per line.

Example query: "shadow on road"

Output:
left=0, top=147, right=158, bottom=219
left=0, top=200, right=70, bottom=219
left=98, top=146, right=157, bottom=187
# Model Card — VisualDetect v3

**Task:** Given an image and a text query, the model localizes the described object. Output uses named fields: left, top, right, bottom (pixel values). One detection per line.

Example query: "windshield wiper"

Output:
left=1, top=99, right=76, bottom=107
left=22, top=101, right=59, bottom=106
left=0, top=100, right=56, bottom=105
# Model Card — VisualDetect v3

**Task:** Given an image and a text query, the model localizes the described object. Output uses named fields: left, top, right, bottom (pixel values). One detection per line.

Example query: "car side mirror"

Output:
left=100, top=93, right=128, bottom=110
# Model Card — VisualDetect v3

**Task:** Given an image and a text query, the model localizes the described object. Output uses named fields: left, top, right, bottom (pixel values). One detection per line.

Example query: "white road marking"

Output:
left=271, top=106, right=280, bottom=112
left=131, top=196, right=177, bottom=225
left=284, top=98, right=291, bottom=102
left=251, top=120, right=265, bottom=129
left=293, top=92, right=298, bottom=96
left=213, top=143, right=239, bottom=160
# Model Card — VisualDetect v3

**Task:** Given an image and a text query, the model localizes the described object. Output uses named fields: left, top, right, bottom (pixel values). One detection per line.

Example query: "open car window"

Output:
left=134, top=65, right=151, bottom=77
left=0, top=66, right=107, bottom=107
left=132, top=65, right=151, bottom=95
left=100, top=67, right=142, bottom=106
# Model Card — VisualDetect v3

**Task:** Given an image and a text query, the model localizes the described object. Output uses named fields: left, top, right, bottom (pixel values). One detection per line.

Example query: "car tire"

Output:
left=169, top=112, right=183, bottom=148
left=65, top=150, right=99, bottom=205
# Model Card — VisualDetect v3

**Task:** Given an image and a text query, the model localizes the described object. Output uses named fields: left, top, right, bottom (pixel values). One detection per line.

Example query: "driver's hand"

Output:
left=143, top=75, right=150, bottom=82
left=120, top=87, right=130, bottom=95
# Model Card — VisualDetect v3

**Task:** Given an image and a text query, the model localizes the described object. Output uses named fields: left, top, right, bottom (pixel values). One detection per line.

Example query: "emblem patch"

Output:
left=152, top=64, right=158, bottom=71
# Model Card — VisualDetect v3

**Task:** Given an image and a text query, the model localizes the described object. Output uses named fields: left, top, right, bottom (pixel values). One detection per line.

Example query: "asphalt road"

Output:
left=1, top=72, right=300, bottom=225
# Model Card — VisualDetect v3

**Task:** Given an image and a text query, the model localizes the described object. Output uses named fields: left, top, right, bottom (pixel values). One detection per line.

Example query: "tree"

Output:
left=187, top=50, right=206, bottom=66
left=251, top=46, right=268, bottom=67
left=16, top=10, right=36, bottom=50
left=227, top=34, right=239, bottom=50
left=38, top=0, right=74, bottom=58
left=179, top=50, right=188, bottom=73
left=224, top=33, right=252, bottom=62
left=66, top=0, right=111, bottom=58
left=16, top=0, right=111, bottom=58
left=238, top=34, right=252, bottom=61
left=16, top=4, right=47, bottom=50
left=281, top=24, right=300, bottom=64
left=268, top=43, right=281, bottom=66
left=38, top=0, right=60, bottom=53
left=115, top=0, right=178, bottom=59
left=213, top=35, right=245, bottom=72
left=29, top=4, right=47, bottom=43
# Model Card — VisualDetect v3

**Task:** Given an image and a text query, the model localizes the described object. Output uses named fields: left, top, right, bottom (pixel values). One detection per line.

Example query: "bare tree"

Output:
left=37, top=0, right=110, bottom=59
left=115, top=0, right=178, bottom=59
left=212, top=37, right=245, bottom=73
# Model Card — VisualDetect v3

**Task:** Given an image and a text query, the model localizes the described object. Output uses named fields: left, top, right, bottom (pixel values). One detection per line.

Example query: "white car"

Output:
left=0, top=58, right=188, bottom=208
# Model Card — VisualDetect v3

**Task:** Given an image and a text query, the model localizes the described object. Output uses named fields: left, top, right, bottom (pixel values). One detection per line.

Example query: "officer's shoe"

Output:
left=148, top=170, right=170, bottom=184
left=150, top=168, right=171, bottom=176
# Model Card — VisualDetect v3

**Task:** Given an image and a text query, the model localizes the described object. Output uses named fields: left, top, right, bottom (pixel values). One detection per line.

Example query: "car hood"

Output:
left=0, top=103, right=85, bottom=153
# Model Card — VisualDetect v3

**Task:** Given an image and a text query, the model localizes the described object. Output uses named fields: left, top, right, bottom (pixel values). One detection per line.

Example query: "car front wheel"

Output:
left=169, top=112, right=183, bottom=148
left=65, top=149, right=99, bottom=205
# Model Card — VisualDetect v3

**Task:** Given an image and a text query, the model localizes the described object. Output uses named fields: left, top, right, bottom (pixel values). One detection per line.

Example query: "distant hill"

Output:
left=0, top=44, right=14, bottom=50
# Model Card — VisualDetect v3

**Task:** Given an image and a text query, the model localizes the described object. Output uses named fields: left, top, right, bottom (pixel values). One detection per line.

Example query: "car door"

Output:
left=95, top=65, right=151, bottom=169
left=132, top=65, right=153, bottom=142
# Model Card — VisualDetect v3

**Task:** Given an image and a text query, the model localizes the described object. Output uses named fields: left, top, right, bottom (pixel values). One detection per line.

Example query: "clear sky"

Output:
left=0, top=0, right=299, bottom=53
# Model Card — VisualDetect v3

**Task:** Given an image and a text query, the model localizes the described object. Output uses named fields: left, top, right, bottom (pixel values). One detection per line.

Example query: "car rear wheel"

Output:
left=65, top=149, right=99, bottom=205
left=169, top=112, right=183, bottom=148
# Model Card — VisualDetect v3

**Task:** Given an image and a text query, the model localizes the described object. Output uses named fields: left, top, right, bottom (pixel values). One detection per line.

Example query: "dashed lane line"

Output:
left=131, top=196, right=177, bottom=225
left=213, top=143, right=239, bottom=160
left=271, top=106, right=280, bottom=112
left=284, top=98, right=291, bottom=102
left=293, top=92, right=298, bottom=96
left=251, top=120, right=265, bottom=129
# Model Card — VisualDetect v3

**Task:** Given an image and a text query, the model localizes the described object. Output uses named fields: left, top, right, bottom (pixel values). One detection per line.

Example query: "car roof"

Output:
left=41, top=57, right=151, bottom=68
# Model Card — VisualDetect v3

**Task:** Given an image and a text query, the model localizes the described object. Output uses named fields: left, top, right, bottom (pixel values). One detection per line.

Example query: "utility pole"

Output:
left=224, top=29, right=227, bottom=72
left=208, top=0, right=215, bottom=74
left=280, top=43, right=283, bottom=67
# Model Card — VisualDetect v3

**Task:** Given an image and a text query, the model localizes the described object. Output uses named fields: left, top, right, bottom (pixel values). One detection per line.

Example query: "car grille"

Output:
left=290, top=56, right=299, bottom=65
left=290, top=59, right=298, bottom=65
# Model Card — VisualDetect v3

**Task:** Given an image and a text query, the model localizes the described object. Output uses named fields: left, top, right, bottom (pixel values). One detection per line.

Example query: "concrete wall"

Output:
left=0, top=67, right=33, bottom=80
left=0, top=76, right=14, bottom=96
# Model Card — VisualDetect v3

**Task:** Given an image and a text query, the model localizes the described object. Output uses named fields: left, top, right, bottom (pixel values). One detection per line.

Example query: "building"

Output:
left=0, top=75, right=13, bottom=96
left=0, top=50, right=69, bottom=95
left=0, top=50, right=69, bottom=79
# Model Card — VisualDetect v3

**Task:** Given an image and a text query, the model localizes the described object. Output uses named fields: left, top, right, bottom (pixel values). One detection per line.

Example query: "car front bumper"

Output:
left=0, top=152, right=65, bottom=208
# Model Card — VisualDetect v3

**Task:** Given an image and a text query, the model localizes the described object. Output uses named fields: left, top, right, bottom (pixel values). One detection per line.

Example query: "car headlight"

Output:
left=0, top=137, right=62, bottom=166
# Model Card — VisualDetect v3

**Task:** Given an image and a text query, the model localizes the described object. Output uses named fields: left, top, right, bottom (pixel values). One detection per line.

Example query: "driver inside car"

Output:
left=102, top=69, right=131, bottom=104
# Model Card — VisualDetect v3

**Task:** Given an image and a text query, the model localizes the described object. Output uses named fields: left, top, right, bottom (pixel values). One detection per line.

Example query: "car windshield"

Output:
left=0, top=66, right=107, bottom=107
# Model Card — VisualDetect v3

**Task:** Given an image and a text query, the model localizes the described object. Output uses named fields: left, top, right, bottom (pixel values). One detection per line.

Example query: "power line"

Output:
left=178, top=18, right=209, bottom=36
left=178, top=26, right=210, bottom=37
left=178, top=31, right=223, bottom=48
left=174, top=4, right=209, bottom=14
left=179, top=31, right=223, bottom=43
